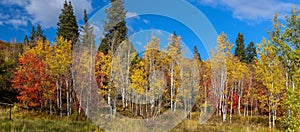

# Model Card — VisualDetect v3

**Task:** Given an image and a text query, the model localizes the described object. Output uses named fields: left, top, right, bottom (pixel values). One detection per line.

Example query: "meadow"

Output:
left=0, top=107, right=281, bottom=132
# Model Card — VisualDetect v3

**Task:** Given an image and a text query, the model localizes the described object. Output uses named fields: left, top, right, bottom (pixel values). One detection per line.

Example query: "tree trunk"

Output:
left=108, top=88, right=112, bottom=116
left=66, top=80, right=69, bottom=116
left=79, top=89, right=82, bottom=115
left=268, top=97, right=271, bottom=129
left=250, top=74, right=253, bottom=117
left=50, top=99, right=52, bottom=115
left=56, top=80, right=59, bottom=113
left=113, top=92, right=117, bottom=115
left=272, top=102, right=276, bottom=128
left=230, top=86, right=233, bottom=124
left=171, top=62, right=174, bottom=111
left=286, top=72, right=291, bottom=118
left=88, top=43, right=93, bottom=118
left=59, top=80, right=62, bottom=117
left=204, top=82, right=207, bottom=113
left=219, top=94, right=223, bottom=116
left=238, top=80, right=242, bottom=116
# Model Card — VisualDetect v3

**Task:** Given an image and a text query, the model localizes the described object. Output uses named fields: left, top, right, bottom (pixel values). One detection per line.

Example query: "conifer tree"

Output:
left=24, top=35, right=29, bottom=47
left=98, top=0, right=127, bottom=54
left=57, top=0, right=79, bottom=48
left=193, top=45, right=201, bottom=61
left=79, top=9, right=95, bottom=49
left=36, top=23, right=46, bottom=41
left=246, top=41, right=257, bottom=63
left=30, top=25, right=36, bottom=42
left=29, top=24, right=46, bottom=47
left=234, top=33, right=246, bottom=63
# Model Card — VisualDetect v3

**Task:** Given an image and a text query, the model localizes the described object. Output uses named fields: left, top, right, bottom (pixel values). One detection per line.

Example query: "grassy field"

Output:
left=0, top=107, right=281, bottom=132
left=0, top=108, right=100, bottom=132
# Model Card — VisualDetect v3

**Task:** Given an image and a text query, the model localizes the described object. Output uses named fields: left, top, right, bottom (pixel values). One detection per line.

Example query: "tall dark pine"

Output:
left=168, top=31, right=181, bottom=55
left=79, top=9, right=95, bottom=50
left=234, top=32, right=246, bottom=63
left=246, top=41, right=257, bottom=64
left=30, top=25, right=36, bottom=42
left=28, top=24, right=46, bottom=48
left=57, top=0, right=79, bottom=48
left=24, top=35, right=29, bottom=47
left=98, top=0, right=127, bottom=54
left=36, top=23, right=46, bottom=41
left=193, top=45, right=201, bottom=61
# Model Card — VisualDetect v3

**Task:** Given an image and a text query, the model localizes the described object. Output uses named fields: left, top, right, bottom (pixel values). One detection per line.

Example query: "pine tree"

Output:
left=246, top=41, right=257, bottom=63
left=234, top=33, right=246, bottom=63
left=30, top=25, right=36, bottom=42
left=193, top=45, right=201, bottom=61
left=29, top=24, right=46, bottom=48
left=36, top=23, right=46, bottom=41
left=76, top=9, right=96, bottom=117
left=168, top=31, right=181, bottom=55
left=79, top=9, right=95, bottom=49
left=98, top=0, right=127, bottom=54
left=57, top=0, right=79, bottom=48
left=24, top=35, right=29, bottom=47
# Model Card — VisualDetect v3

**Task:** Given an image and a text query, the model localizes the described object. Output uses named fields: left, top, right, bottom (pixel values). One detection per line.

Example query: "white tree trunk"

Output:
left=60, top=80, right=62, bottom=117
left=79, top=89, right=82, bottom=115
left=269, top=100, right=271, bottom=129
left=113, top=92, right=117, bottom=115
left=108, top=88, right=112, bottom=116
left=66, top=80, right=69, bottom=116
left=171, top=62, right=174, bottom=111
left=204, top=83, right=207, bottom=113
left=50, top=99, right=52, bottom=115
left=56, top=80, right=59, bottom=113
left=230, top=86, right=233, bottom=124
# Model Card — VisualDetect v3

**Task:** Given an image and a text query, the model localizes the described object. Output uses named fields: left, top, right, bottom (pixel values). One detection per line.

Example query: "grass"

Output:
left=0, top=108, right=102, bottom=132
left=0, top=108, right=282, bottom=132
left=171, top=114, right=281, bottom=132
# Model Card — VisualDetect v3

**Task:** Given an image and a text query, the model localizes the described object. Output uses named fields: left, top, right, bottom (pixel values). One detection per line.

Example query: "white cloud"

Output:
left=195, top=0, right=218, bottom=7
left=154, top=30, right=163, bottom=36
left=194, top=0, right=299, bottom=22
left=7, top=19, right=27, bottom=27
left=126, top=12, right=140, bottom=19
left=0, top=8, right=30, bottom=28
left=0, top=0, right=28, bottom=7
left=0, top=21, right=3, bottom=25
left=90, top=24, right=103, bottom=40
left=0, top=0, right=93, bottom=28
left=143, top=19, right=150, bottom=24
left=0, top=12, right=10, bottom=20
left=26, top=0, right=93, bottom=28
left=135, top=41, right=142, bottom=45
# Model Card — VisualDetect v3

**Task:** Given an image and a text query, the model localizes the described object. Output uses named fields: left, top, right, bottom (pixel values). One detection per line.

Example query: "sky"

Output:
left=0, top=0, right=299, bottom=59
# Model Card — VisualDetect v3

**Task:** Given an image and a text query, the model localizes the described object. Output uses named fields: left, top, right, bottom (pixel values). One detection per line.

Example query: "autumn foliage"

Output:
left=12, top=52, right=55, bottom=108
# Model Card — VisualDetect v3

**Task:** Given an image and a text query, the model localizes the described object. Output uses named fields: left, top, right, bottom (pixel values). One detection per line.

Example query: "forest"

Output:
left=0, top=0, right=299, bottom=131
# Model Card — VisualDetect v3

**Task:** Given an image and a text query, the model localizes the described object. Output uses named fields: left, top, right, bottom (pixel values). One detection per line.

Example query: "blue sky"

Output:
left=0, top=0, right=299, bottom=59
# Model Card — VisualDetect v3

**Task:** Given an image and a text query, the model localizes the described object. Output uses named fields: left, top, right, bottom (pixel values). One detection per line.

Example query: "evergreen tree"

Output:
left=24, top=35, right=29, bottom=47
left=234, top=33, right=246, bottom=63
left=30, top=25, right=36, bottom=42
left=29, top=24, right=46, bottom=48
left=79, top=9, right=95, bottom=49
left=98, top=0, right=127, bottom=54
left=245, top=41, right=257, bottom=63
left=57, top=0, right=79, bottom=48
left=36, top=23, right=46, bottom=41
left=193, top=45, right=201, bottom=61
left=168, top=31, right=181, bottom=55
